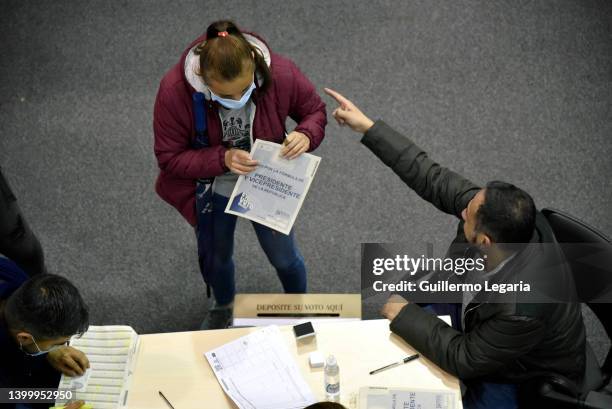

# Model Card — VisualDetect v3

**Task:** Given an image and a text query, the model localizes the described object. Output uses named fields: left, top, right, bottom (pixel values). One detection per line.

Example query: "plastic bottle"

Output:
left=324, top=354, right=340, bottom=401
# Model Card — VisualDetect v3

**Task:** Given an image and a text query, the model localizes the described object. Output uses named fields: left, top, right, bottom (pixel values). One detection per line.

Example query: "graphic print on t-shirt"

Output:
left=222, top=114, right=251, bottom=152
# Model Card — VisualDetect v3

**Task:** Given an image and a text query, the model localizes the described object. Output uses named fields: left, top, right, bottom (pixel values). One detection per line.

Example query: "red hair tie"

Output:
left=218, top=31, right=229, bottom=38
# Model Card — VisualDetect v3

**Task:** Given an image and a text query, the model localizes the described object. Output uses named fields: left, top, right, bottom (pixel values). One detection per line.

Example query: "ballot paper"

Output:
left=55, top=325, right=139, bottom=409
left=225, top=140, right=321, bottom=234
left=205, top=325, right=316, bottom=409
left=67, top=368, right=92, bottom=392
left=359, top=386, right=456, bottom=409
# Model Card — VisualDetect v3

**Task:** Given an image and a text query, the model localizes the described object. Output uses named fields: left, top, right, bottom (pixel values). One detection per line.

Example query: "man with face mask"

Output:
left=325, top=88, right=586, bottom=409
left=0, top=261, right=89, bottom=409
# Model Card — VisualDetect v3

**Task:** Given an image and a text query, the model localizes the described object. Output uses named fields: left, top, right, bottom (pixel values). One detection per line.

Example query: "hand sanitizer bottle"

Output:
left=324, top=354, right=340, bottom=401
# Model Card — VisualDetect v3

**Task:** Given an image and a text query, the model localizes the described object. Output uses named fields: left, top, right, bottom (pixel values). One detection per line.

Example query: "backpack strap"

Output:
left=192, top=92, right=208, bottom=141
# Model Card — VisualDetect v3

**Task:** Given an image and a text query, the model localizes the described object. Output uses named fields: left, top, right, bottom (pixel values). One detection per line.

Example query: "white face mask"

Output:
left=209, top=80, right=256, bottom=110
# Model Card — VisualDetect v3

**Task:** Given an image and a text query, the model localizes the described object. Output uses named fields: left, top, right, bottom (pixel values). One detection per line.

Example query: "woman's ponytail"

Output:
left=196, top=20, right=271, bottom=94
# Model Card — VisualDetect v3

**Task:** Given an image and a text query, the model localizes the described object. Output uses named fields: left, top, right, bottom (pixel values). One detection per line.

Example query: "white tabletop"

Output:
left=126, top=319, right=462, bottom=409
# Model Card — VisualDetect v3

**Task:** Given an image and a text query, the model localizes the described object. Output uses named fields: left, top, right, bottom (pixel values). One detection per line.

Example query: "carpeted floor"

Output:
left=1, top=0, right=610, bottom=361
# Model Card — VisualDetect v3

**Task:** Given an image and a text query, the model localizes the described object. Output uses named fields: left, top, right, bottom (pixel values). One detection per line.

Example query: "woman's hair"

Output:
left=195, top=20, right=271, bottom=94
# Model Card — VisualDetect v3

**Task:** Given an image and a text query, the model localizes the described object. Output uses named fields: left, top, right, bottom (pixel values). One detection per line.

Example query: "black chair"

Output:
left=527, top=208, right=612, bottom=408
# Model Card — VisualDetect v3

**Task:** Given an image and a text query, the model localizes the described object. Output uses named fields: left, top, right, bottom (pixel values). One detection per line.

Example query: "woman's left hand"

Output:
left=281, top=131, right=310, bottom=159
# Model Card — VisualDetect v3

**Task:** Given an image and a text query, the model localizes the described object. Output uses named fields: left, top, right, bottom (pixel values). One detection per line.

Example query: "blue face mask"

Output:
left=209, top=81, right=256, bottom=110
left=20, top=336, right=67, bottom=357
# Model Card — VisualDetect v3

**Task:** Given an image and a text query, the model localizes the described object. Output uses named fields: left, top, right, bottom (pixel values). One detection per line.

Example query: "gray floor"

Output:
left=1, top=1, right=610, bottom=360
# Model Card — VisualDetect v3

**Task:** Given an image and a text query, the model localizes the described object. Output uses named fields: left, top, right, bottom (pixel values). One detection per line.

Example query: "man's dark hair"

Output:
left=475, top=181, right=536, bottom=245
left=305, top=403, right=347, bottom=409
left=4, top=274, right=89, bottom=340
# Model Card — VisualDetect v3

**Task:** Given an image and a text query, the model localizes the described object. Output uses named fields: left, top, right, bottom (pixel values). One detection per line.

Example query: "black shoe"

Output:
left=200, top=304, right=233, bottom=330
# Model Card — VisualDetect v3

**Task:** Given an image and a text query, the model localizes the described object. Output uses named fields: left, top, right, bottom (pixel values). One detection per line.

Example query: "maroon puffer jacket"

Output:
left=153, top=31, right=327, bottom=225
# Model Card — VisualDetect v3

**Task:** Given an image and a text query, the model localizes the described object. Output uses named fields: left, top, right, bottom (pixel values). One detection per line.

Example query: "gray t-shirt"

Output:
left=213, top=101, right=254, bottom=197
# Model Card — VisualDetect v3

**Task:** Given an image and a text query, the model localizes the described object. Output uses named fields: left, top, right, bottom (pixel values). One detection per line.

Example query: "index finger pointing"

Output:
left=324, top=88, right=351, bottom=109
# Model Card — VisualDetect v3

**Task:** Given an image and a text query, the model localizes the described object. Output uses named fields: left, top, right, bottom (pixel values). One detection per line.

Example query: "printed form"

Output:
left=55, top=325, right=139, bottom=409
left=205, top=326, right=316, bottom=409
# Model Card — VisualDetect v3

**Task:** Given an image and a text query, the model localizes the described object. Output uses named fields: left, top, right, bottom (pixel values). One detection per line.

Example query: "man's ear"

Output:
left=15, top=331, right=34, bottom=345
left=476, top=233, right=493, bottom=248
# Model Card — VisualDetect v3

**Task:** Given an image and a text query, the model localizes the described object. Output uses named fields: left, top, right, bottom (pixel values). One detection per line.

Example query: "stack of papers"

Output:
left=205, top=325, right=316, bottom=409
left=55, top=325, right=139, bottom=409
left=359, top=386, right=456, bottom=409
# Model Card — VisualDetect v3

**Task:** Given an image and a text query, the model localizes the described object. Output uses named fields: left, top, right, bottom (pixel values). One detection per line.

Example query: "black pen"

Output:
left=159, top=390, right=175, bottom=409
left=369, top=353, right=420, bottom=375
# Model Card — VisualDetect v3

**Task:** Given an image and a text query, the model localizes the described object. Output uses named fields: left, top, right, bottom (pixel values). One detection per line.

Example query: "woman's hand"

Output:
left=47, top=346, right=90, bottom=377
left=324, top=88, right=375, bottom=134
left=281, top=131, right=310, bottom=159
left=224, top=148, right=258, bottom=175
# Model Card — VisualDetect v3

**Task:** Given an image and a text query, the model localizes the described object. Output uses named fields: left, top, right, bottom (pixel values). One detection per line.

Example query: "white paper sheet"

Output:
left=359, top=386, right=456, bottom=409
left=205, top=325, right=316, bottom=409
left=68, top=368, right=92, bottom=392
left=439, top=315, right=452, bottom=326
left=55, top=325, right=139, bottom=409
left=225, top=140, right=321, bottom=235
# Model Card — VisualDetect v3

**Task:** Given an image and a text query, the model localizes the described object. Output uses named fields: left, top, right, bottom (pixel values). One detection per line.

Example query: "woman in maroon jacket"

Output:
left=153, top=20, right=326, bottom=329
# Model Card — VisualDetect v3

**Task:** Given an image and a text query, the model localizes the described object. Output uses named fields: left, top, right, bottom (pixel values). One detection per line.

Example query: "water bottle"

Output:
left=324, top=354, right=340, bottom=401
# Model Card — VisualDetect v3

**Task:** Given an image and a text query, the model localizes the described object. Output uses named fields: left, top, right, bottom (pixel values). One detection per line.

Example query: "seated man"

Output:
left=1, top=257, right=89, bottom=409
left=325, top=88, right=586, bottom=409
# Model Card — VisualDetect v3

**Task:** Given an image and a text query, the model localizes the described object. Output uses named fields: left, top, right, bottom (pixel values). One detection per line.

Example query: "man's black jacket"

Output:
left=361, top=120, right=586, bottom=385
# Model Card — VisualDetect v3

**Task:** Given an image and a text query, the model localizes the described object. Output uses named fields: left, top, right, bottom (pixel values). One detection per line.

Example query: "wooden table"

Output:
left=126, top=319, right=462, bottom=409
